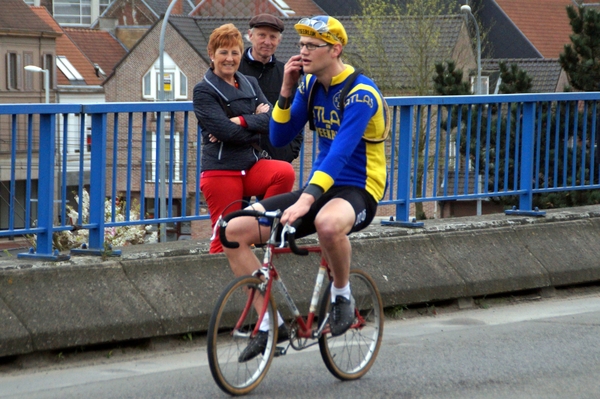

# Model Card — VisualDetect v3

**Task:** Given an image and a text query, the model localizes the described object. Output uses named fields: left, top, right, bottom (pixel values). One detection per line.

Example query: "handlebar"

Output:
left=218, top=209, right=309, bottom=256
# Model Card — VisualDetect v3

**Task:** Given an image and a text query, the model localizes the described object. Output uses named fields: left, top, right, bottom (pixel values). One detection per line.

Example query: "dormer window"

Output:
left=142, top=53, right=188, bottom=101
left=56, top=56, right=86, bottom=85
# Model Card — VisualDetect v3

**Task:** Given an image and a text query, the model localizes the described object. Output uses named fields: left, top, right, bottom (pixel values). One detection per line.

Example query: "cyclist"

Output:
left=222, top=15, right=387, bottom=361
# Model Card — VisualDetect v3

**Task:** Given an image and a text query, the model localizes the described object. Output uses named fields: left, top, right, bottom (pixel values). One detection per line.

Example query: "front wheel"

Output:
left=207, top=275, right=277, bottom=396
left=318, top=269, right=383, bottom=380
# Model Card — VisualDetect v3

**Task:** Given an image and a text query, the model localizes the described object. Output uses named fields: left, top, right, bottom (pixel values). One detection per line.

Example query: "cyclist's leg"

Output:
left=314, top=198, right=355, bottom=289
left=314, top=187, right=379, bottom=335
left=317, top=187, right=378, bottom=284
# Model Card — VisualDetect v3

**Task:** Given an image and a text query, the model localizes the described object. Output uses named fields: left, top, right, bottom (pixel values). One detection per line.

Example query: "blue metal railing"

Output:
left=1, top=91, right=599, bottom=259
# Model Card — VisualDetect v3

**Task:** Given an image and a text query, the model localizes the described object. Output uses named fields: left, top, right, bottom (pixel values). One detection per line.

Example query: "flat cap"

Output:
left=249, top=13, right=284, bottom=32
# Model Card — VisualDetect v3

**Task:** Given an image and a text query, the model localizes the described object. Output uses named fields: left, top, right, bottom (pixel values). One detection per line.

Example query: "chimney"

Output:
left=173, top=0, right=183, bottom=15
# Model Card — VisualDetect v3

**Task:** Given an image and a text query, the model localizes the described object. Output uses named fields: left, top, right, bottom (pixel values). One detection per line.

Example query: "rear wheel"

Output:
left=318, top=269, right=383, bottom=380
left=207, top=275, right=277, bottom=396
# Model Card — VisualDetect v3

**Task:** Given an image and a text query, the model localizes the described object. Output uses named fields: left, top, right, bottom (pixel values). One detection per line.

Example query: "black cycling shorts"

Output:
left=258, top=185, right=378, bottom=239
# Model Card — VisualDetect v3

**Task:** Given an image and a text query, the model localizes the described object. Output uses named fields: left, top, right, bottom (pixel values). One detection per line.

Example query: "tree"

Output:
left=497, top=61, right=532, bottom=94
left=433, top=60, right=470, bottom=95
left=559, top=5, right=600, bottom=91
left=350, top=0, right=455, bottom=219
left=350, top=0, right=452, bottom=96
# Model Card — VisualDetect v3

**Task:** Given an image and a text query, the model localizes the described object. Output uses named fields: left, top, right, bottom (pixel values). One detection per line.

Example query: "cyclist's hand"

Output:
left=281, top=55, right=303, bottom=96
left=281, top=193, right=313, bottom=226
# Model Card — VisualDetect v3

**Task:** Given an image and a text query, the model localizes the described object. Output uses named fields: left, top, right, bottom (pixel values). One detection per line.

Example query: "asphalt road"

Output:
left=2, top=288, right=600, bottom=399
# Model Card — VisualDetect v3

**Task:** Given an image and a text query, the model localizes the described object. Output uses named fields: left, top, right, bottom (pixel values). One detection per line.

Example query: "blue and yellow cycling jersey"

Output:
left=270, top=65, right=387, bottom=202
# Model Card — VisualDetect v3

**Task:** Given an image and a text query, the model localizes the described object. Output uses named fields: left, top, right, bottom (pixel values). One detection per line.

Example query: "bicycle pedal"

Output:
left=274, top=346, right=287, bottom=357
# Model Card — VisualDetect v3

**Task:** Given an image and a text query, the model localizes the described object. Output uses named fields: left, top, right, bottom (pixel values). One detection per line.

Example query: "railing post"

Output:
left=86, top=112, right=107, bottom=251
left=18, top=113, right=68, bottom=260
left=505, top=101, right=545, bottom=217
left=397, top=105, right=413, bottom=222
left=382, top=104, right=424, bottom=227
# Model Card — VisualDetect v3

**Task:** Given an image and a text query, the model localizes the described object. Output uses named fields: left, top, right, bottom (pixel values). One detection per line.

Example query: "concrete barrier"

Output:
left=1, top=205, right=599, bottom=358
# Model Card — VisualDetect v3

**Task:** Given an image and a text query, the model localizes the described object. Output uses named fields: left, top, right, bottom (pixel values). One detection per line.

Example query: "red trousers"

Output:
left=200, top=159, right=295, bottom=253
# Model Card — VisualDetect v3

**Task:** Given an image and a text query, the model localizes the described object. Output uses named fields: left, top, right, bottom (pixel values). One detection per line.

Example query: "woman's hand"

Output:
left=255, top=103, right=270, bottom=114
left=208, top=134, right=220, bottom=143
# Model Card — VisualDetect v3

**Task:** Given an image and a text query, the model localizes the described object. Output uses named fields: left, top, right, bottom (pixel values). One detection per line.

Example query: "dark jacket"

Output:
left=238, top=48, right=303, bottom=163
left=193, top=69, right=271, bottom=171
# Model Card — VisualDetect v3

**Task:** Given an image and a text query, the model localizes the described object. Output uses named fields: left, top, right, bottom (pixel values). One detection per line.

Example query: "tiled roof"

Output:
left=188, top=0, right=286, bottom=17
left=277, top=0, right=324, bottom=17
left=0, top=0, right=56, bottom=34
left=30, top=7, right=104, bottom=86
left=493, top=0, right=582, bottom=58
left=474, top=0, right=542, bottom=59
left=168, top=14, right=466, bottom=92
left=481, top=58, right=564, bottom=93
left=101, top=0, right=323, bottom=21
left=311, top=0, right=361, bottom=16
left=143, top=0, right=196, bottom=15
left=65, top=28, right=128, bottom=78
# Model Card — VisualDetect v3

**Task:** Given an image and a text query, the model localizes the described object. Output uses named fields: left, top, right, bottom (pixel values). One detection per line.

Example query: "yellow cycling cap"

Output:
left=294, top=16, right=348, bottom=46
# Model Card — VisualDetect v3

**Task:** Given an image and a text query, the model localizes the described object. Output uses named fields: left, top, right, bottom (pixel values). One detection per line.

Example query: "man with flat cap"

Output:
left=238, top=13, right=302, bottom=163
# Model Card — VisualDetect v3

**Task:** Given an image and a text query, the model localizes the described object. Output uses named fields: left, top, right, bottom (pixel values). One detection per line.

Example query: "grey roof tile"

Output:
left=481, top=58, right=563, bottom=93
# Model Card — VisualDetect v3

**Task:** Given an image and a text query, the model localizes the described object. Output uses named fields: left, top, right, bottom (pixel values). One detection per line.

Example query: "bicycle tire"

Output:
left=207, top=275, right=277, bottom=396
left=318, top=269, right=384, bottom=380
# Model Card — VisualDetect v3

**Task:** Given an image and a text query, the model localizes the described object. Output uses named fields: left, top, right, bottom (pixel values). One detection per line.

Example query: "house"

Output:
left=1, top=0, right=59, bottom=105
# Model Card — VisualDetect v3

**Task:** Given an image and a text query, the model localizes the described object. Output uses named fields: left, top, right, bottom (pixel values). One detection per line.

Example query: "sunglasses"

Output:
left=297, top=18, right=329, bottom=33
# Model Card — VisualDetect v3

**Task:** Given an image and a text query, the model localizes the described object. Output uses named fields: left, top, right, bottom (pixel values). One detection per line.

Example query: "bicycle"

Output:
left=206, top=208, right=384, bottom=396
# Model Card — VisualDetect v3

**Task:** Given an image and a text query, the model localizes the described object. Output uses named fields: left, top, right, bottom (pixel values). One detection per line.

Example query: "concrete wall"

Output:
left=1, top=205, right=600, bottom=358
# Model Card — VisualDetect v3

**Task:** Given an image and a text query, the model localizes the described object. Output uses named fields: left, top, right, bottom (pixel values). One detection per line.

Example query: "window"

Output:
left=146, top=132, right=182, bottom=182
left=54, top=0, right=91, bottom=25
left=42, top=54, right=55, bottom=89
left=56, top=56, right=85, bottom=84
left=53, top=0, right=114, bottom=26
left=23, top=52, right=33, bottom=91
left=142, top=53, right=188, bottom=100
left=6, top=52, right=21, bottom=90
left=470, top=76, right=490, bottom=95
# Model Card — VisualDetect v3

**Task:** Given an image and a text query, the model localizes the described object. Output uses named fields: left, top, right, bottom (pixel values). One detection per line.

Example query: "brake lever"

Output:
left=279, top=224, right=296, bottom=248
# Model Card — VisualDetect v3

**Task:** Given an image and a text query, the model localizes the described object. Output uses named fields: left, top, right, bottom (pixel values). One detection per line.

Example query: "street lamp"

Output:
left=155, top=0, right=179, bottom=242
left=460, top=4, right=482, bottom=95
left=24, top=65, right=49, bottom=103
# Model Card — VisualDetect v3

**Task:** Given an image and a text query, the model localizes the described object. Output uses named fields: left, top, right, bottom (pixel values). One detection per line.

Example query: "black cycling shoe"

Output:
left=238, top=324, right=289, bottom=363
left=330, top=295, right=356, bottom=337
